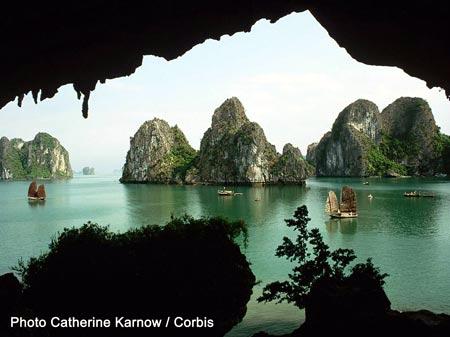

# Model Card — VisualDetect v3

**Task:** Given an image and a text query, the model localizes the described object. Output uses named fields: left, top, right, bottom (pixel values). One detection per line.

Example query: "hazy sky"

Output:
left=1, top=11, right=449, bottom=173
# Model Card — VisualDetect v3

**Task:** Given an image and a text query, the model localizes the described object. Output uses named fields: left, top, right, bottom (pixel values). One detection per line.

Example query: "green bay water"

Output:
left=1, top=175, right=450, bottom=336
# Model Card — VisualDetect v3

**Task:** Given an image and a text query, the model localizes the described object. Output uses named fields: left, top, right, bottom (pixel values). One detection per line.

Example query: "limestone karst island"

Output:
left=0, top=132, right=72, bottom=180
left=307, top=97, right=449, bottom=177
left=120, top=97, right=314, bottom=185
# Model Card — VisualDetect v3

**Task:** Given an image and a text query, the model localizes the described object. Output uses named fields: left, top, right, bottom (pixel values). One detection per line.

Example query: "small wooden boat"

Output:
left=404, top=191, right=435, bottom=198
left=27, top=181, right=46, bottom=201
left=218, top=188, right=234, bottom=196
left=325, top=186, right=358, bottom=218
left=330, top=211, right=358, bottom=219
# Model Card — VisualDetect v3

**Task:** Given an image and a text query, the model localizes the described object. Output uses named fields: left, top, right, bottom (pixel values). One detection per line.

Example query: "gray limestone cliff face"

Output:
left=314, top=99, right=382, bottom=176
left=271, top=143, right=314, bottom=184
left=0, top=137, right=13, bottom=179
left=195, top=97, right=278, bottom=184
left=380, top=97, right=440, bottom=175
left=195, top=97, right=312, bottom=184
left=306, top=142, right=318, bottom=165
left=0, top=133, right=72, bottom=180
left=381, top=97, right=437, bottom=140
left=310, top=97, right=448, bottom=177
left=121, top=118, right=196, bottom=183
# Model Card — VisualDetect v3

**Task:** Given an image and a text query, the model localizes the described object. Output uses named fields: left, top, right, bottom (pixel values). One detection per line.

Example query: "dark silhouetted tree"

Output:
left=258, top=205, right=388, bottom=310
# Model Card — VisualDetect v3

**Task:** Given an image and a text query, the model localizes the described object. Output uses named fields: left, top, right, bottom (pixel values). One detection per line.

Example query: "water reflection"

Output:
left=308, top=177, right=442, bottom=236
left=338, top=218, right=357, bottom=234
left=122, top=184, right=201, bottom=226
left=123, top=180, right=437, bottom=239
left=325, top=218, right=357, bottom=234
left=28, top=200, right=46, bottom=208
left=325, top=219, right=339, bottom=233
left=192, top=185, right=308, bottom=226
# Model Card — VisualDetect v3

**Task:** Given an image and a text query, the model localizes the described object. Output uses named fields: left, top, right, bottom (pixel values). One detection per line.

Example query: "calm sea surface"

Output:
left=1, top=175, right=449, bottom=336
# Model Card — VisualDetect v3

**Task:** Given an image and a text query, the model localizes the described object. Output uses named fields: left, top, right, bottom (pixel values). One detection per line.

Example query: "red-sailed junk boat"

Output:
left=28, top=181, right=46, bottom=201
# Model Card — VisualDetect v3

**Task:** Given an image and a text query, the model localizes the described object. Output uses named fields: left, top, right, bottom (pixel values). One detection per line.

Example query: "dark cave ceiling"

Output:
left=1, top=1, right=449, bottom=118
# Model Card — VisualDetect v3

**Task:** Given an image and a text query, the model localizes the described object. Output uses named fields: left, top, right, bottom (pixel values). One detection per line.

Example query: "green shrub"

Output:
left=379, top=133, right=420, bottom=161
left=434, top=133, right=450, bottom=174
left=169, top=127, right=197, bottom=179
left=4, top=147, right=26, bottom=178
left=14, top=216, right=254, bottom=337
left=27, top=164, right=52, bottom=179
left=367, top=146, right=407, bottom=176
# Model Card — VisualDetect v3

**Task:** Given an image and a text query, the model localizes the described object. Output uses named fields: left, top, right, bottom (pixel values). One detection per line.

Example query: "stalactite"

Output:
left=17, top=94, right=24, bottom=107
left=32, top=89, right=40, bottom=104
left=40, top=87, right=58, bottom=101
left=82, top=91, right=90, bottom=119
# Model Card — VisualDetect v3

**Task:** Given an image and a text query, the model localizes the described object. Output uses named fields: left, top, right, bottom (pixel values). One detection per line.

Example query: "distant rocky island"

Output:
left=0, top=132, right=72, bottom=180
left=120, top=119, right=197, bottom=184
left=82, top=167, right=95, bottom=175
left=121, top=96, right=449, bottom=182
left=307, top=97, right=450, bottom=177
left=121, top=97, right=313, bottom=185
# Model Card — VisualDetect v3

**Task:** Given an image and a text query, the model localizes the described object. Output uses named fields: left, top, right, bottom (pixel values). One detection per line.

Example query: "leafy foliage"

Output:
left=33, top=133, right=57, bottom=149
left=14, top=216, right=254, bottom=337
left=27, top=163, right=52, bottom=179
left=258, top=205, right=387, bottom=309
left=4, top=146, right=27, bottom=178
left=365, top=131, right=426, bottom=176
left=367, top=145, right=407, bottom=176
left=366, top=129, right=450, bottom=176
left=169, top=126, right=197, bottom=179
left=434, top=132, right=450, bottom=174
